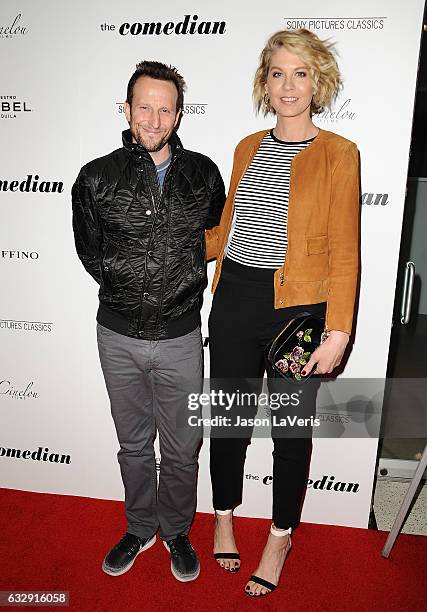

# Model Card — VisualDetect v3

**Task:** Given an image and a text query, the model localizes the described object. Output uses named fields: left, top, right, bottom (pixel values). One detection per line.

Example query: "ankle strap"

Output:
left=270, top=524, right=292, bottom=537
left=215, top=509, right=233, bottom=516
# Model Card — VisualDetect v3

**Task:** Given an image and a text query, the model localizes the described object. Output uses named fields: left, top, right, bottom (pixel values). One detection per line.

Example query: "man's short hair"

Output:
left=126, top=61, right=186, bottom=112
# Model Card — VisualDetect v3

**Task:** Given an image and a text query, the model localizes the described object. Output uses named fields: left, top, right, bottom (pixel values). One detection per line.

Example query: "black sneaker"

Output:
left=163, top=535, right=200, bottom=582
left=102, top=532, right=156, bottom=576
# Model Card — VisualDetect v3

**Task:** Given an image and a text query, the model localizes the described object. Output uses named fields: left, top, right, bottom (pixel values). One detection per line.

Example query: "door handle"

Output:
left=400, top=261, right=415, bottom=324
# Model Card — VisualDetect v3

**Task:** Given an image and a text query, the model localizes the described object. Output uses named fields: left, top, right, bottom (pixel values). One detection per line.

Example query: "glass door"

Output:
left=380, top=15, right=427, bottom=478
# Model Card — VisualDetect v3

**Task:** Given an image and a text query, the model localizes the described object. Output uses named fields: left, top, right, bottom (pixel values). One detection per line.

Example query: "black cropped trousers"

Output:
left=208, top=258, right=325, bottom=529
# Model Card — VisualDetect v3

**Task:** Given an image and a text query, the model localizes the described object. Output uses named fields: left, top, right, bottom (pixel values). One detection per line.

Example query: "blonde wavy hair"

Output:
left=254, top=29, right=342, bottom=115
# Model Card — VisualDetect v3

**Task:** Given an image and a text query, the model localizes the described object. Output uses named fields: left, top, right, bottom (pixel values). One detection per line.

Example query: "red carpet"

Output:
left=0, top=488, right=426, bottom=611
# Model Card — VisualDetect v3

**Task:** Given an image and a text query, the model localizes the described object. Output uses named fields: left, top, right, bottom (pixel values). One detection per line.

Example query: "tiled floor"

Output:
left=373, top=479, right=427, bottom=535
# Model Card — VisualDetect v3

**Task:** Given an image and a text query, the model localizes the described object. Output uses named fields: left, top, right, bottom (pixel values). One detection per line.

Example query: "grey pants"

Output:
left=97, top=323, right=203, bottom=541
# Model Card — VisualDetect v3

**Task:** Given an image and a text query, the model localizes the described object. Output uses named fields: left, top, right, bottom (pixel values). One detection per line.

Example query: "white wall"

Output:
left=0, top=0, right=424, bottom=528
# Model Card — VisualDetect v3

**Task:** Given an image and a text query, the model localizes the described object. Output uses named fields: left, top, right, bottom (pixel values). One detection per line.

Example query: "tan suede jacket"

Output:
left=206, top=128, right=360, bottom=334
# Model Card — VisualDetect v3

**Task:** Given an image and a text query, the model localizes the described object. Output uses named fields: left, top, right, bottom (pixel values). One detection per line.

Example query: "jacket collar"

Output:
left=122, top=129, right=183, bottom=164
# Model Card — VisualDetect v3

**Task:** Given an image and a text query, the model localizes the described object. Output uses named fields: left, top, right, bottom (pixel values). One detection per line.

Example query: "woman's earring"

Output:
left=263, top=91, right=270, bottom=110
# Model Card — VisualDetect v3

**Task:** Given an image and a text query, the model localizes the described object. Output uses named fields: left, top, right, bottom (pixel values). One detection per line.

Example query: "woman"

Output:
left=205, top=29, right=359, bottom=596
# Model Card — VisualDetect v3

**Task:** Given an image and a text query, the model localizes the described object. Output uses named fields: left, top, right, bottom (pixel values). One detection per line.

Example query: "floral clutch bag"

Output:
left=266, top=315, right=328, bottom=383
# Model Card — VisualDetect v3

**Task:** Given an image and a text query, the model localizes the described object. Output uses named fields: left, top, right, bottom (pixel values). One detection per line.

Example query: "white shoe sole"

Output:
left=102, top=534, right=157, bottom=576
left=163, top=540, right=200, bottom=582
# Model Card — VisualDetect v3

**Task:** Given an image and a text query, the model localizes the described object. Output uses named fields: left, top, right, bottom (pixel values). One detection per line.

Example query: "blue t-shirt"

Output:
left=156, top=154, right=171, bottom=192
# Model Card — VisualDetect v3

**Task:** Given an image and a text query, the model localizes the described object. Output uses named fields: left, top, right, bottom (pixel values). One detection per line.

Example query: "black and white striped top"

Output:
left=226, top=131, right=315, bottom=269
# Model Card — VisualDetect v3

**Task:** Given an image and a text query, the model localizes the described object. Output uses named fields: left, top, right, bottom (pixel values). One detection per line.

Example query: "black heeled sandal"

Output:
left=214, top=510, right=241, bottom=572
left=245, top=524, right=292, bottom=596
left=213, top=552, right=241, bottom=572
left=245, top=575, right=276, bottom=595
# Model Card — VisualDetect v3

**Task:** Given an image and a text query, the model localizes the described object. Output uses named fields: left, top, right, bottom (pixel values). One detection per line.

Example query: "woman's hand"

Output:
left=301, top=330, right=349, bottom=376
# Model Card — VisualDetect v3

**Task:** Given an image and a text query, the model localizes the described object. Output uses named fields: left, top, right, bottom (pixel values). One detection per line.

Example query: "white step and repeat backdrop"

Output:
left=0, top=0, right=424, bottom=528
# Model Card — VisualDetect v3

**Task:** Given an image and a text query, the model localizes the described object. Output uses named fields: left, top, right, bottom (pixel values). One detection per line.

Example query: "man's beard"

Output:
left=131, top=123, right=171, bottom=152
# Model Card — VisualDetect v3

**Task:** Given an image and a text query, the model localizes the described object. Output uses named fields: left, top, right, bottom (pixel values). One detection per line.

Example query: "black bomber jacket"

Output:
left=72, top=129, right=226, bottom=339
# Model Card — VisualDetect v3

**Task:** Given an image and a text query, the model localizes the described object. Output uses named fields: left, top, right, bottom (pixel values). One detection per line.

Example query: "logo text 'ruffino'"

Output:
left=119, top=14, right=226, bottom=36
left=2, top=251, right=39, bottom=260
left=0, top=175, right=64, bottom=193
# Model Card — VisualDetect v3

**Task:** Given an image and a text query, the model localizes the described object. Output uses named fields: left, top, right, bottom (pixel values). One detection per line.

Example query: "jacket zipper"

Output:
left=154, top=164, right=175, bottom=333
left=137, top=153, right=179, bottom=334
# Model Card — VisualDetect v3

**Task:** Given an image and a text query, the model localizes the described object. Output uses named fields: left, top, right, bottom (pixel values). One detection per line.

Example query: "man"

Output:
left=72, top=61, right=225, bottom=582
